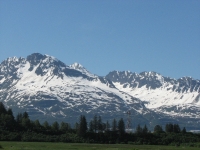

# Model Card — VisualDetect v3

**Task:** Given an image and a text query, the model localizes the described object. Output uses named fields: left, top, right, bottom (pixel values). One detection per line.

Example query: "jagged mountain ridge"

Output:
left=105, top=71, right=200, bottom=118
left=0, top=53, right=157, bottom=125
left=0, top=53, right=200, bottom=129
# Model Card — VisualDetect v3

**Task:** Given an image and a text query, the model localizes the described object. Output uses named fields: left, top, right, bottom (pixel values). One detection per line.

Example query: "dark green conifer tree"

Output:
left=89, top=120, right=94, bottom=132
left=136, top=124, right=142, bottom=135
left=60, top=122, right=70, bottom=133
left=118, top=118, right=125, bottom=135
left=93, top=114, right=98, bottom=133
left=112, top=118, right=117, bottom=131
left=43, top=121, right=51, bottom=133
left=78, top=115, right=87, bottom=137
left=97, top=116, right=103, bottom=132
left=182, top=127, right=186, bottom=133
left=142, top=124, right=148, bottom=134
left=154, top=125, right=163, bottom=133
left=33, top=119, right=42, bottom=132
left=0, top=102, right=7, bottom=114
left=52, top=121, right=59, bottom=132
left=106, top=121, right=110, bottom=131
left=165, top=123, right=173, bottom=133
left=173, top=124, right=181, bottom=133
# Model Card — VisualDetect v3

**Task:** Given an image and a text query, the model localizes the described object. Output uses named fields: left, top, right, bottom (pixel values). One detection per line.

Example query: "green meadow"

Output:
left=1, top=142, right=200, bottom=150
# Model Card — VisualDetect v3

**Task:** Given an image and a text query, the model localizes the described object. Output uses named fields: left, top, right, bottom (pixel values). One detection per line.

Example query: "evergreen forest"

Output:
left=1, top=102, right=200, bottom=146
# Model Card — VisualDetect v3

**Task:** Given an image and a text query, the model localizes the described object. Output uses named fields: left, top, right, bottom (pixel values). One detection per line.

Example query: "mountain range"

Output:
left=0, top=53, right=200, bottom=130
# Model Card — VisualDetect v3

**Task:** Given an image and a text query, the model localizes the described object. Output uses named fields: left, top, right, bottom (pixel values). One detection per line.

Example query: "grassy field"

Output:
left=0, top=142, right=200, bottom=150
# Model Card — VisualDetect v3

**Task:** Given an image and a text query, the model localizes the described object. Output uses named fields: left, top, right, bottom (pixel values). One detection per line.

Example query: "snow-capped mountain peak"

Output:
left=1, top=53, right=200, bottom=129
left=0, top=53, right=150, bottom=125
left=70, top=62, right=96, bottom=78
left=70, top=62, right=83, bottom=69
left=106, top=70, right=200, bottom=122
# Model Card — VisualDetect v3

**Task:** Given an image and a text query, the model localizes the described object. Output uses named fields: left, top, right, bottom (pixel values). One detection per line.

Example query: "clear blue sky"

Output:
left=0, top=0, right=200, bottom=79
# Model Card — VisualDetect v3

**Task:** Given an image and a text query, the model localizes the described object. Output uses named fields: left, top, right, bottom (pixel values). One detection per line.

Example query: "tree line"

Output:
left=0, top=102, right=200, bottom=145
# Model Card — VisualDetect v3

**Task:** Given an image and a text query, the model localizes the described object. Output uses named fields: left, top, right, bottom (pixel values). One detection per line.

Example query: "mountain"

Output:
left=106, top=71, right=200, bottom=129
left=0, top=53, right=200, bottom=130
left=0, top=53, right=158, bottom=126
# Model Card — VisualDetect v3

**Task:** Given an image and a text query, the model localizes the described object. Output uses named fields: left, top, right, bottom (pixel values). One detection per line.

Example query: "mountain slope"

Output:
left=1, top=53, right=200, bottom=129
left=0, top=53, right=156, bottom=125
left=106, top=71, right=200, bottom=119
